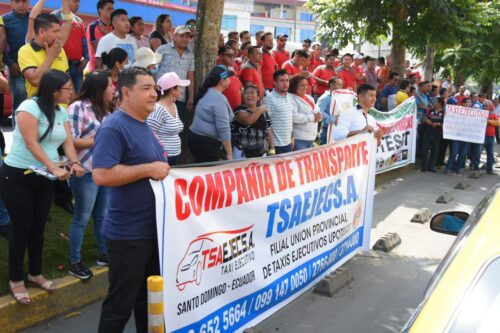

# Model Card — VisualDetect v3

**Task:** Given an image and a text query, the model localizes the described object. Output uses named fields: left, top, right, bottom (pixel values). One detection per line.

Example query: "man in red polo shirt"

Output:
left=336, top=53, right=357, bottom=90
left=313, top=52, right=337, bottom=97
left=239, top=46, right=264, bottom=98
left=52, top=0, right=87, bottom=92
left=310, top=42, right=324, bottom=71
left=86, top=0, right=114, bottom=73
left=282, top=49, right=309, bottom=78
left=218, top=45, right=242, bottom=110
left=272, top=33, right=290, bottom=70
left=260, top=32, right=277, bottom=94
left=352, top=53, right=365, bottom=88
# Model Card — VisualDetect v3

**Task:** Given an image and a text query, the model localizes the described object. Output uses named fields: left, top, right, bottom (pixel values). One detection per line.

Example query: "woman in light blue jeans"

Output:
left=67, top=71, right=115, bottom=280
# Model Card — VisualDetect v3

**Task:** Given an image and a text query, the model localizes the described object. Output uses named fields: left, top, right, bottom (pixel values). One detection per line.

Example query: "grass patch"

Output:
left=0, top=204, right=100, bottom=295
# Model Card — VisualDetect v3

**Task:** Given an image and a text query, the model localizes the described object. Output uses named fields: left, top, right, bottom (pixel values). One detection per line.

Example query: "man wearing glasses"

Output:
left=218, top=45, right=242, bottom=110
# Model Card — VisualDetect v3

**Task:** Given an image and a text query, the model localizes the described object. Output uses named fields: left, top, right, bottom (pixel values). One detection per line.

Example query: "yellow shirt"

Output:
left=396, top=90, right=409, bottom=106
left=18, top=40, right=69, bottom=97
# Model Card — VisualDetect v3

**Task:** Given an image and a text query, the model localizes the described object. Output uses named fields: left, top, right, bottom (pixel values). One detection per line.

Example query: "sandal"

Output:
left=9, top=281, right=31, bottom=305
left=27, top=274, right=56, bottom=293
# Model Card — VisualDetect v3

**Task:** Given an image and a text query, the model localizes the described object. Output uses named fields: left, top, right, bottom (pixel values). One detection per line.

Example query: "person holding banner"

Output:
left=92, top=67, right=170, bottom=332
left=445, top=97, right=472, bottom=174
left=316, top=77, right=343, bottom=144
left=484, top=106, right=499, bottom=174
left=288, top=74, right=322, bottom=150
left=334, top=83, right=383, bottom=144
left=421, top=97, right=445, bottom=172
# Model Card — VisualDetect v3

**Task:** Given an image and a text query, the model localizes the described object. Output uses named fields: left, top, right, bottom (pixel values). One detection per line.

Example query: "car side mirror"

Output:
left=430, top=211, right=470, bottom=235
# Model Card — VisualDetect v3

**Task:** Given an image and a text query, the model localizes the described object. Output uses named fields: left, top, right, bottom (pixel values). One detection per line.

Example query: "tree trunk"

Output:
left=423, top=45, right=435, bottom=82
left=480, top=81, right=493, bottom=98
left=390, top=4, right=406, bottom=77
left=194, top=0, right=224, bottom=95
left=180, top=0, right=224, bottom=164
left=454, top=71, right=466, bottom=87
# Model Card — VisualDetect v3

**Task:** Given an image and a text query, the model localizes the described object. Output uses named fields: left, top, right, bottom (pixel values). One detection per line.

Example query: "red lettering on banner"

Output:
left=173, top=141, right=370, bottom=221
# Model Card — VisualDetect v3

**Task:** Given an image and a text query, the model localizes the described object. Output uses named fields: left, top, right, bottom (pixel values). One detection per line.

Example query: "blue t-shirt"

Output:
left=472, top=101, right=483, bottom=109
left=92, top=110, right=167, bottom=240
left=415, top=93, right=429, bottom=122
left=381, top=84, right=398, bottom=98
left=447, top=96, right=458, bottom=105
left=6, top=99, right=68, bottom=169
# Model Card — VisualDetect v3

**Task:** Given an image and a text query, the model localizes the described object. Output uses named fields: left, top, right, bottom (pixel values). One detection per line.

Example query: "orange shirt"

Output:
left=312, top=65, right=337, bottom=96
left=272, top=48, right=290, bottom=70
left=377, top=65, right=390, bottom=91
left=222, top=75, right=242, bottom=110
left=337, top=66, right=357, bottom=90
left=239, top=61, right=263, bottom=97
left=261, top=50, right=277, bottom=90
left=311, top=57, right=324, bottom=71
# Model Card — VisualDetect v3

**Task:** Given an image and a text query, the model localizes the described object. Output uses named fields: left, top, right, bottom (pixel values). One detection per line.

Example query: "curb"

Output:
left=0, top=266, right=109, bottom=333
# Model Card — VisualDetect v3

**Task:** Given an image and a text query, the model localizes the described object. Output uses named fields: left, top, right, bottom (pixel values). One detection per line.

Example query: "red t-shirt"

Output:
left=282, top=60, right=301, bottom=76
left=261, top=50, right=277, bottom=90
left=86, top=19, right=113, bottom=72
left=62, top=18, right=85, bottom=62
left=312, top=65, right=337, bottom=96
left=222, top=76, right=242, bottom=110
left=353, top=64, right=365, bottom=87
left=337, top=66, right=357, bottom=90
left=272, top=48, right=290, bottom=70
left=486, top=113, right=499, bottom=137
left=456, top=95, right=466, bottom=105
left=311, top=57, right=324, bottom=71
left=239, top=62, right=263, bottom=96
left=376, top=65, right=390, bottom=91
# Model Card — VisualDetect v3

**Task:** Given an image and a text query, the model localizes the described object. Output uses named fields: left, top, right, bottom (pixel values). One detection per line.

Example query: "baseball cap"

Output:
left=132, top=47, right=162, bottom=69
left=175, top=25, right=191, bottom=35
left=353, top=53, right=364, bottom=60
left=216, top=65, right=235, bottom=79
left=276, top=33, right=288, bottom=39
left=157, top=72, right=191, bottom=91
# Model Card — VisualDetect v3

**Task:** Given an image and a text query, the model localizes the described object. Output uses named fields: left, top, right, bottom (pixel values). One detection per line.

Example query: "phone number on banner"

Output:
left=175, top=228, right=363, bottom=333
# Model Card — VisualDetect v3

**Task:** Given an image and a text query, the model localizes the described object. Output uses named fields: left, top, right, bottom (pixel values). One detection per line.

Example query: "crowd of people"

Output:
left=0, top=0, right=498, bottom=332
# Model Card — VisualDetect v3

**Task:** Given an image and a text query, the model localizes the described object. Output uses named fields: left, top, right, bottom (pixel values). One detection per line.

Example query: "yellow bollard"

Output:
left=147, top=275, right=164, bottom=333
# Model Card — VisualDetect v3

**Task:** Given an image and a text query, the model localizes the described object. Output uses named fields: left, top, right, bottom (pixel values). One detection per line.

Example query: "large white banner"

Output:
left=443, top=105, right=489, bottom=144
left=151, top=134, right=377, bottom=333
left=329, top=96, right=418, bottom=174
left=371, top=98, right=418, bottom=173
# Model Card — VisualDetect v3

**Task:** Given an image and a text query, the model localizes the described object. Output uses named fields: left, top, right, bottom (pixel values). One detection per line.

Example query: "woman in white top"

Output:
left=147, top=72, right=190, bottom=165
left=288, top=75, right=322, bottom=151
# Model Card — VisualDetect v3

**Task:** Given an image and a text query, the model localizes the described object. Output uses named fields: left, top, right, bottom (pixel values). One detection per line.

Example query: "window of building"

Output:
left=300, top=29, right=315, bottom=41
left=275, top=27, right=291, bottom=37
left=250, top=25, right=265, bottom=36
left=300, top=12, right=314, bottom=22
left=221, top=15, right=237, bottom=31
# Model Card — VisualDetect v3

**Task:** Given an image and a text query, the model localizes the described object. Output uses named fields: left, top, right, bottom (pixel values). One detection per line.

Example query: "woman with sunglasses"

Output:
left=188, top=65, right=234, bottom=163
left=0, top=70, right=85, bottom=304
left=66, top=71, right=115, bottom=280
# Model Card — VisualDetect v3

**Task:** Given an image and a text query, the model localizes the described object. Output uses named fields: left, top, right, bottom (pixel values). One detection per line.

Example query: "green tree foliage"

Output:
left=306, top=0, right=485, bottom=78
left=434, top=0, right=500, bottom=92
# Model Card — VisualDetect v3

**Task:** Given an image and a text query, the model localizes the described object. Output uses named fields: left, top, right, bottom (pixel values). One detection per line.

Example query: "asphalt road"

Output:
left=18, top=139, right=500, bottom=333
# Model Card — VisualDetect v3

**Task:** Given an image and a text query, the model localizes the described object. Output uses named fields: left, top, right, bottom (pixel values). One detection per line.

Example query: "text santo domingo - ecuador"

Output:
left=174, top=140, right=370, bottom=220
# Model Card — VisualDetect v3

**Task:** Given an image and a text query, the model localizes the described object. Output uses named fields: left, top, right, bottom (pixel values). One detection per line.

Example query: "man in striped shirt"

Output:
left=263, top=69, right=295, bottom=154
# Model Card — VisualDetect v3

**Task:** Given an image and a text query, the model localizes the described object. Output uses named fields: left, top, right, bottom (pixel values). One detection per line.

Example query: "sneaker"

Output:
left=69, top=262, right=93, bottom=280
left=96, top=254, right=108, bottom=266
